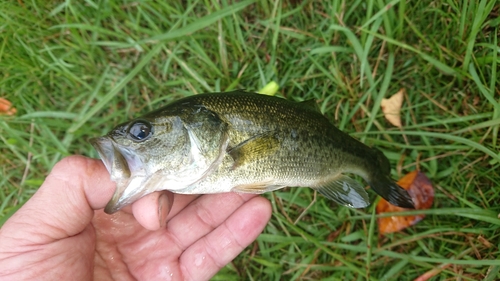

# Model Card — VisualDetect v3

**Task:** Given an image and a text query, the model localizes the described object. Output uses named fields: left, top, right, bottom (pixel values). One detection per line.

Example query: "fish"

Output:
left=90, top=90, right=415, bottom=214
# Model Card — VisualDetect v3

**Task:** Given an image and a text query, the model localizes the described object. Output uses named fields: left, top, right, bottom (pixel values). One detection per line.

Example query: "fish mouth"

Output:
left=90, top=137, right=131, bottom=181
left=90, top=137, right=149, bottom=214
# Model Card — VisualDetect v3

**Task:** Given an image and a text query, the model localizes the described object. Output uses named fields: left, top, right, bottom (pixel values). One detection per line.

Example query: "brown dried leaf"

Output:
left=0, top=98, right=17, bottom=115
left=381, top=89, right=404, bottom=127
left=376, top=171, right=434, bottom=234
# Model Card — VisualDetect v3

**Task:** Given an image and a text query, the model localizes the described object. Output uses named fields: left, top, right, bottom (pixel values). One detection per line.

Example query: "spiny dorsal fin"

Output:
left=312, top=174, right=370, bottom=208
left=299, top=99, right=321, bottom=113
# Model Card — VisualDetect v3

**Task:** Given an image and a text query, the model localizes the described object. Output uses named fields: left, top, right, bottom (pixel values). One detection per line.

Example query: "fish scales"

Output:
left=160, top=93, right=371, bottom=189
left=91, top=90, right=414, bottom=213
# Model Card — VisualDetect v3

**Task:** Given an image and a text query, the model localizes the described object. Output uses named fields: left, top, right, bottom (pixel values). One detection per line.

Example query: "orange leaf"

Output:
left=376, top=171, right=434, bottom=234
left=0, top=98, right=17, bottom=115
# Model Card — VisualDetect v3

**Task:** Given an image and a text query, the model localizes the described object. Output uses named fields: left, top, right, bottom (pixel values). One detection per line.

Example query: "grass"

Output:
left=1, top=0, right=499, bottom=280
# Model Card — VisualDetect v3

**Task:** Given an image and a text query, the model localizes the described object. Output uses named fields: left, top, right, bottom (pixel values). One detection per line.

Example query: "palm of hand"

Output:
left=0, top=156, right=270, bottom=281
left=93, top=193, right=266, bottom=281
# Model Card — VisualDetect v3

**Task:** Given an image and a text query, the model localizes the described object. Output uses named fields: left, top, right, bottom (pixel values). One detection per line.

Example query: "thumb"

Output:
left=1, top=155, right=115, bottom=243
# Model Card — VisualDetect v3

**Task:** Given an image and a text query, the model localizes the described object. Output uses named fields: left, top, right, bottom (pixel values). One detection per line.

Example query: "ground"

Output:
left=0, top=1, right=499, bottom=280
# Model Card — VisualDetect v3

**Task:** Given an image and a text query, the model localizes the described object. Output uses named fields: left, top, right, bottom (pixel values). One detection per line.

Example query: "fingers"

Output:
left=129, top=192, right=201, bottom=231
left=179, top=196, right=271, bottom=281
left=166, top=193, right=258, bottom=251
left=165, top=194, right=201, bottom=221
left=131, top=191, right=173, bottom=231
left=0, top=155, right=115, bottom=244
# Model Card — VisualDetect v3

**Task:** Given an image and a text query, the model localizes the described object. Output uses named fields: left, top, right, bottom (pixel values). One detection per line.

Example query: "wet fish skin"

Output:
left=91, top=90, right=414, bottom=213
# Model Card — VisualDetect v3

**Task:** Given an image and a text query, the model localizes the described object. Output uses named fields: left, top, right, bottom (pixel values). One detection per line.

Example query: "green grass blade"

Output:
left=145, top=0, right=255, bottom=43
left=68, top=45, right=162, bottom=133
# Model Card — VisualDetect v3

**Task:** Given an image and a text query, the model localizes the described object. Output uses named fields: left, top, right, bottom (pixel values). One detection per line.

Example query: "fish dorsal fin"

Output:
left=313, top=174, right=370, bottom=208
left=299, top=99, right=321, bottom=113
left=227, top=132, right=280, bottom=169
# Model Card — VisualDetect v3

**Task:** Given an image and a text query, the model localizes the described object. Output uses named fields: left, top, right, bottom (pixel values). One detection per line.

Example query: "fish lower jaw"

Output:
left=107, top=172, right=210, bottom=213
left=105, top=176, right=147, bottom=213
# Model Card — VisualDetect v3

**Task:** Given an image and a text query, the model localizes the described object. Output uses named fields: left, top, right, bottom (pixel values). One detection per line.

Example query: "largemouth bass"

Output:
left=91, top=90, right=414, bottom=214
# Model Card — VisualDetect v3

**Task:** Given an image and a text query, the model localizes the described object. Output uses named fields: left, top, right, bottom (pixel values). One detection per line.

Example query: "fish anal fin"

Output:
left=232, top=182, right=285, bottom=194
left=228, top=132, right=280, bottom=169
left=313, top=175, right=370, bottom=208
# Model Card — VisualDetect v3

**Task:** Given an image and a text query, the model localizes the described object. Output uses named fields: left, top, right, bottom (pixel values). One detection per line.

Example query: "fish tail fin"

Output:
left=368, top=175, right=415, bottom=208
left=369, top=148, right=415, bottom=209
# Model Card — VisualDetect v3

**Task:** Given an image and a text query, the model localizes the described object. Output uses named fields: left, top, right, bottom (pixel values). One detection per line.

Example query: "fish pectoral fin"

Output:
left=312, top=175, right=370, bottom=208
left=227, top=132, right=280, bottom=169
left=232, top=182, right=285, bottom=194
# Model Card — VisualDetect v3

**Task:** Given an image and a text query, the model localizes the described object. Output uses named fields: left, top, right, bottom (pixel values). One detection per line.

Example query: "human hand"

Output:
left=0, top=156, right=271, bottom=281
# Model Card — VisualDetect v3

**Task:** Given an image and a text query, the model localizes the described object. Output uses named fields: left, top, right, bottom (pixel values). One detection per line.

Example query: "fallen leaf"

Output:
left=381, top=88, right=404, bottom=127
left=0, top=98, right=17, bottom=115
left=376, top=170, right=434, bottom=234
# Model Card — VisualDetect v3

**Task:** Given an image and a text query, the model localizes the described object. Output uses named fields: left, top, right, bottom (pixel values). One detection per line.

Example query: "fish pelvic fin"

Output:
left=313, top=174, right=370, bottom=208
left=369, top=173, right=415, bottom=209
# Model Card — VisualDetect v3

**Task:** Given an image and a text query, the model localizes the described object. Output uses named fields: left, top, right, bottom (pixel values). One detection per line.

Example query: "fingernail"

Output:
left=158, top=193, right=170, bottom=228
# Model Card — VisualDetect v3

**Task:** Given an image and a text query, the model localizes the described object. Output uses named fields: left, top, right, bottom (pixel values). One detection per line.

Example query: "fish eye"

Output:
left=127, top=120, right=153, bottom=142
